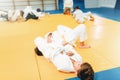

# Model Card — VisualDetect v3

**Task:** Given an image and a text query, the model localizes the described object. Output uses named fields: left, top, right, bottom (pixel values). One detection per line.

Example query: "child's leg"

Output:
left=11, top=10, right=20, bottom=21
left=75, top=24, right=91, bottom=48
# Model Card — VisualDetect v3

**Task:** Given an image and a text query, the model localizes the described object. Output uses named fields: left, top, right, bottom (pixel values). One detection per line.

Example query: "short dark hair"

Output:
left=48, top=32, right=52, bottom=36
left=75, top=6, right=80, bottom=9
left=77, top=62, right=94, bottom=80
left=37, top=8, right=41, bottom=12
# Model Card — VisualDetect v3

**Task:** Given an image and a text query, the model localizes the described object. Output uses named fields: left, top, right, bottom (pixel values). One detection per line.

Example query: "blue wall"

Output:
left=58, top=0, right=63, bottom=10
left=115, top=0, right=120, bottom=9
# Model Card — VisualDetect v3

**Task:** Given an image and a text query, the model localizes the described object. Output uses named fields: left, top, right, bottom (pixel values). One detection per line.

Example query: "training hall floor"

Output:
left=0, top=14, right=120, bottom=80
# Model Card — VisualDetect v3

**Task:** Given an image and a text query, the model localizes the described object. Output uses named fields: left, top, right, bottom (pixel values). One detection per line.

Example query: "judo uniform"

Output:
left=23, top=6, right=45, bottom=20
left=73, top=9, right=92, bottom=23
left=34, top=31, right=82, bottom=72
left=8, top=10, right=21, bottom=21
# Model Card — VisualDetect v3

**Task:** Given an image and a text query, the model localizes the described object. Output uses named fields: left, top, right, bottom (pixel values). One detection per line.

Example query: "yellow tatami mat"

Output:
left=0, top=14, right=120, bottom=80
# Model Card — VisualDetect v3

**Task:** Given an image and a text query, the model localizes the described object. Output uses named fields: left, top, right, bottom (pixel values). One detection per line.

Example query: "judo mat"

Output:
left=66, top=67, right=120, bottom=80
left=0, top=14, right=120, bottom=80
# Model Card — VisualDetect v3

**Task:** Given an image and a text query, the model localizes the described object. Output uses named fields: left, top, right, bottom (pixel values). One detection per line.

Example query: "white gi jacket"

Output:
left=34, top=35, right=82, bottom=72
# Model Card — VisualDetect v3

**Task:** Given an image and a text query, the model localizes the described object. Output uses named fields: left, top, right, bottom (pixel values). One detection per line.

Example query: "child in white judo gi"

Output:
left=34, top=37, right=94, bottom=77
left=34, top=31, right=82, bottom=72
left=63, top=0, right=73, bottom=15
left=23, top=6, right=46, bottom=21
left=8, top=10, right=24, bottom=22
left=73, top=6, right=94, bottom=23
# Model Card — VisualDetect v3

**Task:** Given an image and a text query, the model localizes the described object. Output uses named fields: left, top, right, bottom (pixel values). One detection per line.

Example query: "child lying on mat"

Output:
left=34, top=32, right=82, bottom=72
left=23, top=6, right=46, bottom=21
left=73, top=6, right=94, bottom=23
left=34, top=36, right=94, bottom=79
left=7, top=10, right=25, bottom=22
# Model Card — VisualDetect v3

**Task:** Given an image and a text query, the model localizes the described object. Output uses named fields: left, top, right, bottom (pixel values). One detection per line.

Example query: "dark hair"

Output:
left=75, top=6, right=80, bottom=9
left=77, top=62, right=94, bottom=80
left=48, top=32, right=52, bottom=36
left=37, top=8, right=41, bottom=12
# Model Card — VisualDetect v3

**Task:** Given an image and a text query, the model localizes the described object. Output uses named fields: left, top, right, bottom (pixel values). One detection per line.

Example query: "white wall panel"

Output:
left=29, top=0, right=42, bottom=10
left=44, top=0, right=56, bottom=10
left=99, top=0, right=117, bottom=8
left=44, top=5, right=56, bottom=10
left=85, top=0, right=117, bottom=8
left=0, top=0, right=58, bottom=11
left=85, top=0, right=99, bottom=8
left=0, top=0, right=13, bottom=11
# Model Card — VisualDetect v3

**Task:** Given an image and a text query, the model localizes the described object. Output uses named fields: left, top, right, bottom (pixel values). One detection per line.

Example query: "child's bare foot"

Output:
left=90, top=18, right=94, bottom=21
left=90, top=16, right=95, bottom=21
left=79, top=45, right=91, bottom=48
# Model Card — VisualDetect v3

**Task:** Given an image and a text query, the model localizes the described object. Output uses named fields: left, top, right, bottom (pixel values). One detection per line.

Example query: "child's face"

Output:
left=66, top=51, right=74, bottom=56
left=47, top=33, right=53, bottom=43
left=74, top=61, right=81, bottom=71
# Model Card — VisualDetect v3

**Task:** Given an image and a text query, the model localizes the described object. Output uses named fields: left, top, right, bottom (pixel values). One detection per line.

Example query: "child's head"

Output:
left=36, top=8, right=41, bottom=12
left=77, top=62, right=94, bottom=80
left=47, top=32, right=52, bottom=37
left=46, top=32, right=53, bottom=43
left=75, top=6, right=80, bottom=10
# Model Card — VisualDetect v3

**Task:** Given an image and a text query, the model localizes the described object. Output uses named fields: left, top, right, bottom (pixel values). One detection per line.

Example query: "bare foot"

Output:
left=79, top=45, right=91, bottom=48
left=90, top=16, right=95, bottom=21
left=90, top=18, right=94, bottom=22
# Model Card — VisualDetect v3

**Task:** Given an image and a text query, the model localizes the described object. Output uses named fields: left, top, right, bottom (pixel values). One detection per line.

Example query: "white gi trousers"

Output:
left=8, top=10, right=21, bottom=21
left=57, top=24, right=87, bottom=45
